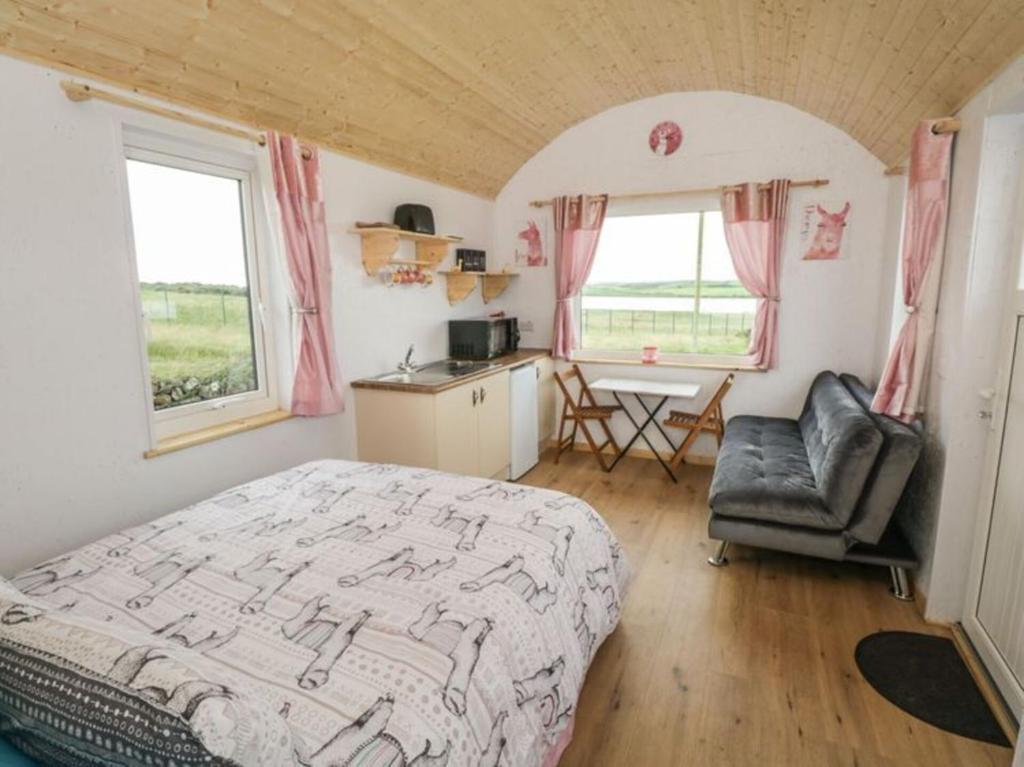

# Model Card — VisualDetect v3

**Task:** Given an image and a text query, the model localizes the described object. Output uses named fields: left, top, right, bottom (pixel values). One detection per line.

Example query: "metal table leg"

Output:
left=608, top=393, right=678, bottom=482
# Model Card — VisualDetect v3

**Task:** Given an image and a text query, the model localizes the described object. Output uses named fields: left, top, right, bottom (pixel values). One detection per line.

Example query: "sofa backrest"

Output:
left=839, top=373, right=923, bottom=544
left=798, top=371, right=884, bottom=526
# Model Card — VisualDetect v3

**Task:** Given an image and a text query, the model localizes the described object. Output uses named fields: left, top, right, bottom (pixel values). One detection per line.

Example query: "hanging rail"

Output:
left=60, top=81, right=313, bottom=159
left=529, top=178, right=829, bottom=208
left=884, top=117, right=962, bottom=176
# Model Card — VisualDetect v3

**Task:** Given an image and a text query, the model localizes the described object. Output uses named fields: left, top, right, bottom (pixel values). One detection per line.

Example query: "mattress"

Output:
left=8, top=460, right=629, bottom=766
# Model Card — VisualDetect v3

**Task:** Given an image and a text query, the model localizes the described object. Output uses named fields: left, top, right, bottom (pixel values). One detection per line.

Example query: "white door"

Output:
left=964, top=197, right=1024, bottom=718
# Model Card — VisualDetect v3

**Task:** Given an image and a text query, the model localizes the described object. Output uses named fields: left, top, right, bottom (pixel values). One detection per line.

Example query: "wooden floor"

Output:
left=518, top=450, right=1014, bottom=767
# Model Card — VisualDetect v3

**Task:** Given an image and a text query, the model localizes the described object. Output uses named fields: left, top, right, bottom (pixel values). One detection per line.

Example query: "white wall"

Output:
left=495, top=91, right=892, bottom=453
left=913, top=55, right=1024, bottom=618
left=0, top=54, right=497, bottom=574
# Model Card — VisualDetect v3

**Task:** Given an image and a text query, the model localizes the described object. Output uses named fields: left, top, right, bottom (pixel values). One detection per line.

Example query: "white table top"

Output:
left=589, top=377, right=701, bottom=399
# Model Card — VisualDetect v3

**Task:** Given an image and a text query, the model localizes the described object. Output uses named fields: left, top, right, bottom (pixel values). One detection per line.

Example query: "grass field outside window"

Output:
left=580, top=208, right=755, bottom=359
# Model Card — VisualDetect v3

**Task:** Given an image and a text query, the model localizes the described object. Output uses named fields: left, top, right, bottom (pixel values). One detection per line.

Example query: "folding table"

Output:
left=588, top=377, right=701, bottom=482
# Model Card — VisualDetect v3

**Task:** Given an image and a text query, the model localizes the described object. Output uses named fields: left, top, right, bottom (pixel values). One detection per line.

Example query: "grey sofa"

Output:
left=707, top=371, right=922, bottom=599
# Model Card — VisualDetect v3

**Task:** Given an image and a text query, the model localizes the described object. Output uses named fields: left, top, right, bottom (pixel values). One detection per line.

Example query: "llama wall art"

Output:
left=800, top=202, right=851, bottom=261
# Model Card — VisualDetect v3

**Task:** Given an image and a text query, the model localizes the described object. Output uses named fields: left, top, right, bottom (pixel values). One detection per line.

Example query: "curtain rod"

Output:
left=884, top=117, right=961, bottom=176
left=60, top=81, right=313, bottom=160
left=528, top=178, right=829, bottom=208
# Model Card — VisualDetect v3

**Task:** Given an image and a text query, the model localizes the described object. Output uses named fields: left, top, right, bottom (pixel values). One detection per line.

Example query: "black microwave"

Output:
left=449, top=317, right=520, bottom=360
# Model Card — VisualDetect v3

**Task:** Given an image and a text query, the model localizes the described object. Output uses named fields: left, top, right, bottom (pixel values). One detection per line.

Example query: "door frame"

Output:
left=962, top=152, right=1024, bottom=718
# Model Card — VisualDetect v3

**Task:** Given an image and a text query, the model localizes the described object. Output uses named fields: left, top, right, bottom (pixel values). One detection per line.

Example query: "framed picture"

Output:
left=515, top=217, right=548, bottom=267
left=799, top=200, right=852, bottom=261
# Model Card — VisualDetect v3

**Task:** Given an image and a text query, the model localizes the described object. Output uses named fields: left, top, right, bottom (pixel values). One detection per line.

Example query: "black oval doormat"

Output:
left=855, top=631, right=1010, bottom=747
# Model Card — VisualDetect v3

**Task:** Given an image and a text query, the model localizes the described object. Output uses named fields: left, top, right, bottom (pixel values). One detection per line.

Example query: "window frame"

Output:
left=574, top=192, right=755, bottom=367
left=120, top=126, right=280, bottom=444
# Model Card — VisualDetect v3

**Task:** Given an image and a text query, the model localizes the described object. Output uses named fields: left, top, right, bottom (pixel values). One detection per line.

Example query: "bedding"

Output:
left=1, top=460, right=629, bottom=766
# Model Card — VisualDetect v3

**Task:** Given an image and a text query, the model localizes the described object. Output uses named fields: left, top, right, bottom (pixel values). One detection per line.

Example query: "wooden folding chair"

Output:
left=553, top=364, right=623, bottom=471
left=663, top=373, right=735, bottom=468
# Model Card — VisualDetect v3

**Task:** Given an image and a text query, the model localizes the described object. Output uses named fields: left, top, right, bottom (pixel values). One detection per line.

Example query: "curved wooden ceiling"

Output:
left=2, top=1, right=1023, bottom=197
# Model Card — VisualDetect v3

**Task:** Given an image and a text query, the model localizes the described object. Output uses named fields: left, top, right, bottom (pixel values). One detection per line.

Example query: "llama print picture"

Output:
left=800, top=201, right=851, bottom=260
left=648, top=121, right=683, bottom=156
left=515, top=218, right=547, bottom=267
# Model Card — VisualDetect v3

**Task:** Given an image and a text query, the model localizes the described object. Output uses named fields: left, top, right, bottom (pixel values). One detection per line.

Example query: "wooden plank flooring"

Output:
left=518, top=450, right=1014, bottom=767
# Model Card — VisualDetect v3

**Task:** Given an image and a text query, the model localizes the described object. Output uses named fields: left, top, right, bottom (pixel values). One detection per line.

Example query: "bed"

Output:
left=0, top=460, right=629, bottom=766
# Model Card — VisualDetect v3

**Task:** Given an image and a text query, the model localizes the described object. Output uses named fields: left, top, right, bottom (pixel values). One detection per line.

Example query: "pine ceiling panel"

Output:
left=2, top=0, right=1023, bottom=197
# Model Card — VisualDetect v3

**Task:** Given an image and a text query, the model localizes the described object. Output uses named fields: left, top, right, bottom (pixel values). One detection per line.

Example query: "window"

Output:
left=123, top=128, right=277, bottom=441
left=580, top=198, right=755, bottom=362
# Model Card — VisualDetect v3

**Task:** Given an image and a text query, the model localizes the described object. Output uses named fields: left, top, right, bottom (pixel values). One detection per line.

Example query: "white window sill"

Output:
left=570, top=354, right=763, bottom=373
left=144, top=409, right=292, bottom=459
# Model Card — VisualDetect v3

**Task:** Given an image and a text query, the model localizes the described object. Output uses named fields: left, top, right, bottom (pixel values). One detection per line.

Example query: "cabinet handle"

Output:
left=472, top=389, right=478, bottom=407
left=480, top=386, right=486, bottom=403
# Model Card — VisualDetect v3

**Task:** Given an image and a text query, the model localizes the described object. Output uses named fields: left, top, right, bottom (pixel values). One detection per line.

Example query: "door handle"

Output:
left=480, top=386, right=487, bottom=403
left=472, top=389, right=478, bottom=407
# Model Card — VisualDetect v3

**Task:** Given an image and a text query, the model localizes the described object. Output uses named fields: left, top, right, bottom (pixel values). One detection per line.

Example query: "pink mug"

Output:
left=642, top=345, right=659, bottom=364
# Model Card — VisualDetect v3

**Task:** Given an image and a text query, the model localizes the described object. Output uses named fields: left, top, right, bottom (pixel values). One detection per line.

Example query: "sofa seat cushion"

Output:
left=709, top=415, right=844, bottom=530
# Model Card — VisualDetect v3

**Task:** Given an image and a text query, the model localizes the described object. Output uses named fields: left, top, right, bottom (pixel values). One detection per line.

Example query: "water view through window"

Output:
left=581, top=210, right=755, bottom=356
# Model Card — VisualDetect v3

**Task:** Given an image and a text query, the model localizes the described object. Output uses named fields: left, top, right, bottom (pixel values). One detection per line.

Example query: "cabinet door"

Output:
left=435, top=382, right=480, bottom=476
left=476, top=370, right=510, bottom=479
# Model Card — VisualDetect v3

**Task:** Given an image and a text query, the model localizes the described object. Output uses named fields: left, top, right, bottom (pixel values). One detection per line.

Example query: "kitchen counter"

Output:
left=351, top=348, right=550, bottom=394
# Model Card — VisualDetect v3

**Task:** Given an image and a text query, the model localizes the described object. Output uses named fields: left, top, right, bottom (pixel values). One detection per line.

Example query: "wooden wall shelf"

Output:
left=440, top=271, right=519, bottom=305
left=351, top=227, right=461, bottom=276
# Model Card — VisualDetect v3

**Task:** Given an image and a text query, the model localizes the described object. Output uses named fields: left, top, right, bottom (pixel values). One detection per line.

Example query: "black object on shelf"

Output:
left=393, top=204, right=435, bottom=235
left=456, top=248, right=486, bottom=272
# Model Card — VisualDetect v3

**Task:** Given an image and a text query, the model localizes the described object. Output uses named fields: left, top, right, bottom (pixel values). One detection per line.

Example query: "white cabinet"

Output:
left=474, top=371, right=510, bottom=478
left=355, top=369, right=511, bottom=479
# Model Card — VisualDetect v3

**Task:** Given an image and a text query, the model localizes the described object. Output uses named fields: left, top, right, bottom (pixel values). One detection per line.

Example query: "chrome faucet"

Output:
left=398, top=344, right=417, bottom=373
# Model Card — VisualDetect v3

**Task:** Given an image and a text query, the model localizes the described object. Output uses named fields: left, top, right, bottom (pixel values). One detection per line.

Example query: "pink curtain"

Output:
left=871, top=120, right=954, bottom=421
left=720, top=179, right=791, bottom=369
left=268, top=132, right=344, bottom=416
left=552, top=194, right=608, bottom=358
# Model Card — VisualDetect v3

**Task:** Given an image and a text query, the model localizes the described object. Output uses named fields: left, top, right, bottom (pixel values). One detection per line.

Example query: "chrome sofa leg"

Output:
left=889, top=566, right=914, bottom=601
left=707, top=540, right=730, bottom=567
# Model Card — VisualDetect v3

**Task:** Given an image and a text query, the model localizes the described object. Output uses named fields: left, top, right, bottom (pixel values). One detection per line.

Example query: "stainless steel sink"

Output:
left=370, top=359, right=499, bottom=386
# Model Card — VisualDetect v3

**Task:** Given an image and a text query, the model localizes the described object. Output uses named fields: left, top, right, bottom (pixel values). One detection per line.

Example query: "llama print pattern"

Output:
left=519, top=509, right=574, bottom=575
left=233, top=551, right=311, bottom=614
left=127, top=552, right=211, bottom=610
left=297, top=514, right=400, bottom=548
left=282, top=596, right=371, bottom=690
left=13, top=557, right=99, bottom=597
left=432, top=504, right=487, bottom=551
left=586, top=565, right=620, bottom=622
left=461, top=555, right=558, bottom=614
left=337, top=548, right=455, bottom=587
left=108, top=521, right=184, bottom=558
left=302, top=481, right=356, bottom=515
left=457, top=481, right=533, bottom=504
left=407, top=601, right=493, bottom=716
left=514, top=657, right=572, bottom=732
left=9, top=459, right=629, bottom=767
left=573, top=587, right=596, bottom=659
left=108, top=645, right=231, bottom=718
left=299, top=695, right=450, bottom=767
left=154, top=612, right=238, bottom=653
left=378, top=481, right=430, bottom=515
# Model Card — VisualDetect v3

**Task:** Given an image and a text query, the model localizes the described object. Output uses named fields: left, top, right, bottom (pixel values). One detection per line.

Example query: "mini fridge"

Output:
left=509, top=362, right=539, bottom=479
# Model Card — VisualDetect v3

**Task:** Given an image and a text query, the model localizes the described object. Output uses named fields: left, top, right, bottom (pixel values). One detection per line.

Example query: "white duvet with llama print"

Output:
left=10, top=460, right=630, bottom=766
